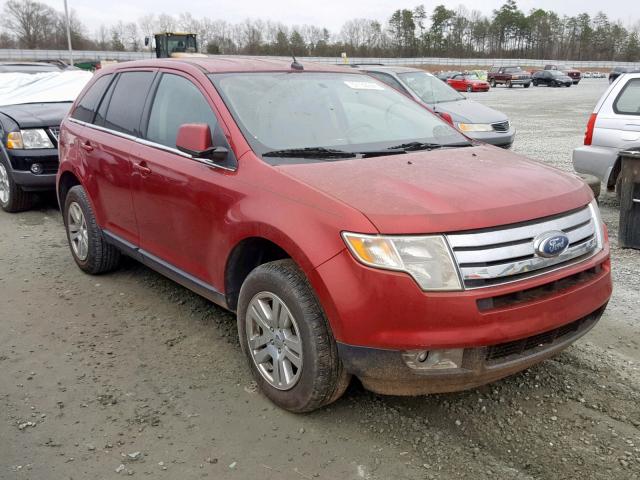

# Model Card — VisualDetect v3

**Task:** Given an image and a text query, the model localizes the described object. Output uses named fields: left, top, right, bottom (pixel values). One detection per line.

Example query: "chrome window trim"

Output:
left=68, top=117, right=137, bottom=142
left=67, top=117, right=237, bottom=172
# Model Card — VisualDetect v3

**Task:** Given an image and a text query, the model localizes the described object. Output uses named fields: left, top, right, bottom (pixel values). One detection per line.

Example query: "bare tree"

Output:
left=156, top=13, right=177, bottom=33
left=138, top=13, right=156, bottom=49
left=4, top=0, right=56, bottom=48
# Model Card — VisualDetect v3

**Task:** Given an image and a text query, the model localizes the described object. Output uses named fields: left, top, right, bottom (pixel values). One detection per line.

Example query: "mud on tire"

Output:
left=63, top=185, right=121, bottom=274
left=237, top=259, right=350, bottom=413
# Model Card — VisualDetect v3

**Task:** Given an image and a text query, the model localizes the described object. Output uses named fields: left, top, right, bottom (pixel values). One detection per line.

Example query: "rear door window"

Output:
left=71, top=74, right=112, bottom=123
left=614, top=79, right=640, bottom=115
left=145, top=73, right=219, bottom=149
left=102, top=71, right=155, bottom=136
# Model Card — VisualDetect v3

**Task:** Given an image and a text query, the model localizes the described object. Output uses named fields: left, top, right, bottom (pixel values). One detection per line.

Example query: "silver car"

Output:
left=573, top=73, right=640, bottom=194
left=357, top=66, right=515, bottom=148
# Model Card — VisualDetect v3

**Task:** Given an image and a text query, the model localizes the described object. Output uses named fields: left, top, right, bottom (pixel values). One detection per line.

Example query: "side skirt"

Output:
left=102, top=230, right=230, bottom=310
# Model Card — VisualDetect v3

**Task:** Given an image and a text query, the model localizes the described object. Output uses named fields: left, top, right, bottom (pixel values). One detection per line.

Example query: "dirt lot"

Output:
left=1, top=78, right=639, bottom=480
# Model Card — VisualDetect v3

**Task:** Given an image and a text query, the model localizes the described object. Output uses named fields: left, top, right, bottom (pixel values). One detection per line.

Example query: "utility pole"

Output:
left=63, top=0, right=74, bottom=66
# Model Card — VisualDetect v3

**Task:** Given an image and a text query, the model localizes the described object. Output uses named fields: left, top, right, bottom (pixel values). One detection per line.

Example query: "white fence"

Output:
left=1, top=49, right=639, bottom=69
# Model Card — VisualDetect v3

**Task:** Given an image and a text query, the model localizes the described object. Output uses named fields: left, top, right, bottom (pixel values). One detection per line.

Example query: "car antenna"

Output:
left=291, top=54, right=304, bottom=71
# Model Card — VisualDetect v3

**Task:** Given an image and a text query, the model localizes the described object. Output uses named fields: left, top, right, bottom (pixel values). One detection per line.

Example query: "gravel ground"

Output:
left=1, top=78, right=639, bottom=480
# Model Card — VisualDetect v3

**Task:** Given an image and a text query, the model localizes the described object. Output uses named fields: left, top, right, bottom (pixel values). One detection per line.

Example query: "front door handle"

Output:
left=134, top=162, right=152, bottom=176
left=80, top=141, right=93, bottom=152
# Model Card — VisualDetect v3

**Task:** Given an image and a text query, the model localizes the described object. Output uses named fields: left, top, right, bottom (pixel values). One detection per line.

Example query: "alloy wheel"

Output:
left=246, top=291, right=303, bottom=390
left=67, top=201, right=89, bottom=261
left=0, top=163, right=9, bottom=205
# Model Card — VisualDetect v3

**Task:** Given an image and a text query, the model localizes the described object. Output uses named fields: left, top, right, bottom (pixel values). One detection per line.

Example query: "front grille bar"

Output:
left=446, top=205, right=599, bottom=288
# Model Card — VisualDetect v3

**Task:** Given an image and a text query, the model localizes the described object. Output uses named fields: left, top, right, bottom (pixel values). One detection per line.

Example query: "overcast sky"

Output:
left=42, top=0, right=637, bottom=35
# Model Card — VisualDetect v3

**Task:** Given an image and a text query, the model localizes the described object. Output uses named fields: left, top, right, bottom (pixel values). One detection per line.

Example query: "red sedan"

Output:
left=447, top=73, right=490, bottom=92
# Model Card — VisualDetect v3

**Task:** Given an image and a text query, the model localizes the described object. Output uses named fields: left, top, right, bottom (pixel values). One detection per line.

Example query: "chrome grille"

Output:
left=492, top=121, right=510, bottom=132
left=48, top=126, right=60, bottom=142
left=447, top=205, right=600, bottom=289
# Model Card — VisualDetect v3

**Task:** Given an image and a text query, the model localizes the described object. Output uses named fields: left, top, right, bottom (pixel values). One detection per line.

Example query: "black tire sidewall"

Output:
left=237, top=261, right=337, bottom=412
left=0, top=156, right=11, bottom=209
left=64, top=187, right=92, bottom=270
left=0, top=155, right=31, bottom=212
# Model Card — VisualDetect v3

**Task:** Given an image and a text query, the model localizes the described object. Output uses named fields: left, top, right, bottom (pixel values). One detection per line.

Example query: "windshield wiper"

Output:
left=263, top=147, right=356, bottom=159
left=387, top=142, right=446, bottom=151
left=387, top=141, right=472, bottom=152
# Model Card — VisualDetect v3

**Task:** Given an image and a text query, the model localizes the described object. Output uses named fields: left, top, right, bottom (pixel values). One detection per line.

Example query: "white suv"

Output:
left=573, top=73, right=640, bottom=195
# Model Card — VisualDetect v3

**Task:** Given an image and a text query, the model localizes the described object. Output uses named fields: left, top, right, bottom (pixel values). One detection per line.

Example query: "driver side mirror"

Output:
left=176, top=123, right=228, bottom=162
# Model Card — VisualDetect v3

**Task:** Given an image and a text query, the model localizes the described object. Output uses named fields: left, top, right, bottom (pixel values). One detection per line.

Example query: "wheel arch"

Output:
left=224, top=236, right=297, bottom=312
left=57, top=169, right=82, bottom=210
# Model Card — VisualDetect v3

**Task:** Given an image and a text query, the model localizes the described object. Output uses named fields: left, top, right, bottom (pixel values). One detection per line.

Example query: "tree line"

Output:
left=1, top=0, right=639, bottom=61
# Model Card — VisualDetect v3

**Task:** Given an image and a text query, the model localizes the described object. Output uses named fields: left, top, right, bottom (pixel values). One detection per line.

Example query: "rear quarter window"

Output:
left=614, top=79, right=640, bottom=115
left=71, top=74, right=112, bottom=123
left=102, top=71, right=155, bottom=136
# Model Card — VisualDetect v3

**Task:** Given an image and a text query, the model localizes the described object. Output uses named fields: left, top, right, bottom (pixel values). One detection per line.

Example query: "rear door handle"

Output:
left=134, top=162, right=152, bottom=176
left=80, top=141, right=93, bottom=152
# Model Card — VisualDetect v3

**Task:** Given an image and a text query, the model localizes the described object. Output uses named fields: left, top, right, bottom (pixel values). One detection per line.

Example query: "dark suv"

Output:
left=609, top=66, right=640, bottom=83
left=0, top=64, right=87, bottom=212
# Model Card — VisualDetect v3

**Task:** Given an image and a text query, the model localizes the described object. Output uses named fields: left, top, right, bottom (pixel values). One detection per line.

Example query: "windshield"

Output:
left=398, top=71, right=464, bottom=104
left=210, top=72, right=468, bottom=162
left=163, top=35, right=197, bottom=55
left=464, top=74, right=480, bottom=80
left=505, top=67, right=523, bottom=73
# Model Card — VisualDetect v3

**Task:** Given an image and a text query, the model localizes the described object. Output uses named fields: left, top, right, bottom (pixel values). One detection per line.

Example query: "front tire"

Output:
left=490, top=79, right=496, bottom=88
left=237, top=259, right=350, bottom=413
left=63, top=185, right=120, bottom=274
left=506, top=80, right=513, bottom=88
left=0, top=157, right=34, bottom=213
left=466, top=85, right=472, bottom=93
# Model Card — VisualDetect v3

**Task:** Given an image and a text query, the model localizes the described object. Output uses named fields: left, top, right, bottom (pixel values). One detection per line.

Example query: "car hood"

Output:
left=431, top=99, right=507, bottom=124
left=277, top=145, right=592, bottom=234
left=0, top=102, right=71, bottom=128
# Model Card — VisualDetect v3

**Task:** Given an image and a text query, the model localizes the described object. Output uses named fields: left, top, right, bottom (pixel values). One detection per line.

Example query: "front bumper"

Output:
left=6, top=148, right=59, bottom=190
left=337, top=304, right=605, bottom=395
left=572, top=145, right=618, bottom=184
left=311, top=243, right=611, bottom=393
left=467, top=128, right=516, bottom=147
left=508, top=79, right=531, bottom=85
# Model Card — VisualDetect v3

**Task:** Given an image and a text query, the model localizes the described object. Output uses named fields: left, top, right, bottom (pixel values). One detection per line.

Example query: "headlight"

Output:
left=6, top=129, right=54, bottom=149
left=457, top=123, right=494, bottom=133
left=588, top=199, right=605, bottom=250
left=342, top=232, right=462, bottom=291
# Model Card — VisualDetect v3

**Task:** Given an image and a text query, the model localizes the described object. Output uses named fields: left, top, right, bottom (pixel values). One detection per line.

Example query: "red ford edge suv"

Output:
left=57, top=58, right=612, bottom=412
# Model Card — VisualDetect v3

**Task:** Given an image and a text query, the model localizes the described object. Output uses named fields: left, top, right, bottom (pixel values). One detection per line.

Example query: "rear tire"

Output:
left=524, top=82, right=531, bottom=88
left=506, top=80, right=513, bottom=88
left=237, top=259, right=350, bottom=413
left=0, top=157, right=34, bottom=213
left=490, top=79, right=496, bottom=88
left=466, top=85, right=472, bottom=93
left=63, top=185, right=121, bottom=274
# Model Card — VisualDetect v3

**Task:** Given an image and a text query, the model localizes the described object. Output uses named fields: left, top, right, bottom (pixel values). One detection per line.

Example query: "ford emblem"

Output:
left=533, top=231, right=570, bottom=258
